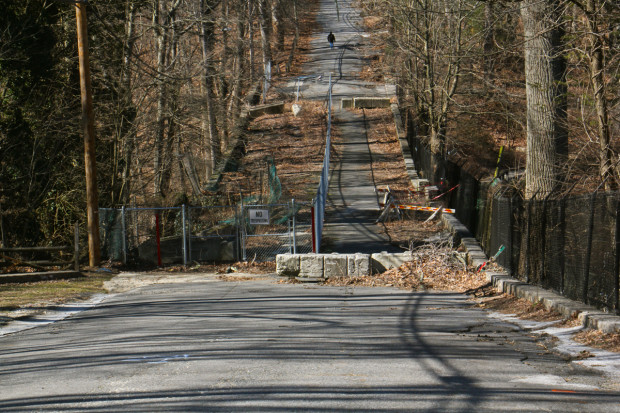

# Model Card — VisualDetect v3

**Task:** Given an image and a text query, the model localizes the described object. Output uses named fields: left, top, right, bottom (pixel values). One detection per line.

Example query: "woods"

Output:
left=363, top=0, right=618, bottom=198
left=0, top=0, right=307, bottom=248
left=0, top=0, right=619, bottom=251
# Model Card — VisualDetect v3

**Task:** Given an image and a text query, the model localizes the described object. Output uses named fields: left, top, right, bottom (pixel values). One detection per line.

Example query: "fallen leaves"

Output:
left=572, top=329, right=620, bottom=353
left=323, top=244, right=487, bottom=292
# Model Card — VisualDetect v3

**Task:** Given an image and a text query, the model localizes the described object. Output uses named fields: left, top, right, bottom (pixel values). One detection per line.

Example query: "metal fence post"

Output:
left=583, top=192, right=597, bottom=304
left=182, top=204, right=187, bottom=266
left=287, top=213, right=292, bottom=254
left=292, top=199, right=297, bottom=254
left=240, top=205, right=247, bottom=261
left=121, top=206, right=127, bottom=265
left=187, top=206, right=193, bottom=264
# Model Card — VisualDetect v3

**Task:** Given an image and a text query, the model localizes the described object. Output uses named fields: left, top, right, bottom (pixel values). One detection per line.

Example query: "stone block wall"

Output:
left=276, top=252, right=415, bottom=280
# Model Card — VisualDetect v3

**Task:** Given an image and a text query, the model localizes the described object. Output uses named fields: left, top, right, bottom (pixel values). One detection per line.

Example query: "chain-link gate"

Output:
left=240, top=200, right=312, bottom=262
left=188, top=205, right=239, bottom=262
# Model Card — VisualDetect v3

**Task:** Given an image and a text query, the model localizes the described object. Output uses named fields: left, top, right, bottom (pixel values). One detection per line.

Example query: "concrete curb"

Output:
left=441, top=214, right=620, bottom=334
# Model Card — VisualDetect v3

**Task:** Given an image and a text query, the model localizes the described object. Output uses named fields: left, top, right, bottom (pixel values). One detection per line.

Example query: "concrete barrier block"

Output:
left=247, top=102, right=285, bottom=119
left=353, top=97, right=391, bottom=109
left=590, top=315, right=620, bottom=333
left=371, top=252, right=413, bottom=273
left=276, top=254, right=300, bottom=277
left=411, top=179, right=429, bottom=191
left=299, top=254, right=324, bottom=278
left=324, top=254, right=348, bottom=278
left=486, top=272, right=511, bottom=285
left=468, top=252, right=487, bottom=267
left=348, top=253, right=370, bottom=277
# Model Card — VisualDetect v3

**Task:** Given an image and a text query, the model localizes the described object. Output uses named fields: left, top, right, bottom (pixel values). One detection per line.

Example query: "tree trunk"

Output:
left=483, top=1, right=495, bottom=83
left=258, top=0, right=273, bottom=75
left=521, top=0, right=568, bottom=199
left=286, top=0, right=299, bottom=73
left=153, top=0, right=168, bottom=197
left=584, top=0, right=616, bottom=190
left=118, top=0, right=138, bottom=205
left=199, top=0, right=221, bottom=179
left=248, top=0, right=255, bottom=82
left=272, top=0, right=285, bottom=52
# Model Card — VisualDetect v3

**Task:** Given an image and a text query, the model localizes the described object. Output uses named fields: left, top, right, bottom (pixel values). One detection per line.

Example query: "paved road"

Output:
left=285, top=0, right=398, bottom=253
left=1, top=279, right=619, bottom=411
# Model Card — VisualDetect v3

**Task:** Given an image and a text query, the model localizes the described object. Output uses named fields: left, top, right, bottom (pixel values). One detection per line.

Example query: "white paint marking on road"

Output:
left=122, top=354, right=190, bottom=364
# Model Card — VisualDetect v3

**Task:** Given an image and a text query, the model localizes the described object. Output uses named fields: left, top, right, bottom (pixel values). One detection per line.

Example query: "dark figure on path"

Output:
left=327, top=31, right=335, bottom=49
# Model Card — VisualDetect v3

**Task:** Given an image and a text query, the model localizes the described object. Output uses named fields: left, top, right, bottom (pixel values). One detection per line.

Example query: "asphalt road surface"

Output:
left=1, top=278, right=619, bottom=411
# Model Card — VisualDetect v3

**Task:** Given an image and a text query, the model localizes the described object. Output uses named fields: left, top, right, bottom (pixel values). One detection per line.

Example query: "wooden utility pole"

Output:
left=75, top=1, right=101, bottom=267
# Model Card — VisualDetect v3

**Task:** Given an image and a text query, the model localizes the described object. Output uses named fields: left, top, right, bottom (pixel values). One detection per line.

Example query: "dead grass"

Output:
left=573, top=329, right=620, bottom=353
left=475, top=293, right=565, bottom=322
left=361, top=108, right=412, bottom=190
left=0, top=272, right=115, bottom=313
left=217, top=100, right=329, bottom=203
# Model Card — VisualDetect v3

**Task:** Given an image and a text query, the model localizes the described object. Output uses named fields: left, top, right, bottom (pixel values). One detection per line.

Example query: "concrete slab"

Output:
left=371, top=251, right=413, bottom=273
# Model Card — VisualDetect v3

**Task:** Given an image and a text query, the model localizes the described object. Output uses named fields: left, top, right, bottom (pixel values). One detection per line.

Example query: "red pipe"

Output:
left=155, top=212, right=162, bottom=267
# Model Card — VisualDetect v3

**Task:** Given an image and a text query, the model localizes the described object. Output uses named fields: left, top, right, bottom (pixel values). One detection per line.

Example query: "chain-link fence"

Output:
left=100, top=200, right=311, bottom=266
left=410, top=135, right=620, bottom=314
left=241, top=201, right=312, bottom=262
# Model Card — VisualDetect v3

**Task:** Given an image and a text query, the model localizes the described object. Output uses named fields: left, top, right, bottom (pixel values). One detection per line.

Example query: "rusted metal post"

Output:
left=75, top=1, right=101, bottom=267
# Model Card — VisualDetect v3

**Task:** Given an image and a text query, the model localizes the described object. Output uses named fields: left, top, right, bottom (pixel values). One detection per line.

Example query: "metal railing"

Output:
left=312, top=73, right=333, bottom=252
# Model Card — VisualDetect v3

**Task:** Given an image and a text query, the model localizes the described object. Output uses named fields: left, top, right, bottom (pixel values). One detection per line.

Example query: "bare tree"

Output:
left=521, top=0, right=568, bottom=199
left=379, top=0, right=478, bottom=180
left=199, top=0, right=222, bottom=179
left=570, top=0, right=618, bottom=190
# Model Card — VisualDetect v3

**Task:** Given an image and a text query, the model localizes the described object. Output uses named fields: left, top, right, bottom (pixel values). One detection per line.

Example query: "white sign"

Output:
left=249, top=209, right=269, bottom=225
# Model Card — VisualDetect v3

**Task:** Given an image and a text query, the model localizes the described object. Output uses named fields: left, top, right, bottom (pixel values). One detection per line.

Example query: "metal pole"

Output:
left=75, top=2, right=101, bottom=267
left=292, top=199, right=297, bottom=254
left=182, top=205, right=187, bottom=266
left=311, top=203, right=316, bottom=253
left=287, top=213, right=292, bottom=254
left=121, top=206, right=127, bottom=265
left=187, top=206, right=193, bottom=264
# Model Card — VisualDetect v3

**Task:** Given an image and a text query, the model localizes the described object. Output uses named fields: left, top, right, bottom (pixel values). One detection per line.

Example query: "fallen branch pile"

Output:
left=323, top=243, right=487, bottom=292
